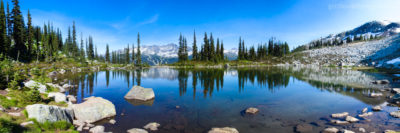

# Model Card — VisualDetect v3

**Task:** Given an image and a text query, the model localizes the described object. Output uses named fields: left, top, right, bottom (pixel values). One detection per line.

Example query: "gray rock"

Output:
left=331, top=112, right=348, bottom=118
left=345, top=116, right=359, bottom=122
left=392, top=88, right=400, bottom=94
left=208, top=127, right=239, bottom=133
left=109, top=119, right=116, bottom=124
left=358, top=128, right=366, bottom=133
left=143, top=122, right=160, bottom=131
left=89, top=125, right=104, bottom=133
left=390, top=111, right=400, bottom=118
left=245, top=107, right=259, bottom=114
left=358, top=112, right=373, bottom=117
left=20, top=121, right=34, bottom=127
left=67, top=95, right=77, bottom=103
left=48, top=92, right=67, bottom=103
left=342, top=129, right=355, bottom=133
left=26, top=104, right=74, bottom=123
left=47, top=71, right=58, bottom=77
left=322, top=127, right=339, bottom=133
left=124, top=86, right=155, bottom=101
left=362, top=108, right=367, bottom=113
left=369, top=92, right=383, bottom=98
left=372, top=106, right=382, bottom=111
left=330, top=120, right=349, bottom=124
left=24, top=80, right=47, bottom=93
left=127, top=128, right=148, bottom=133
left=46, top=83, right=65, bottom=92
left=71, top=97, right=116, bottom=123
left=62, top=84, right=74, bottom=89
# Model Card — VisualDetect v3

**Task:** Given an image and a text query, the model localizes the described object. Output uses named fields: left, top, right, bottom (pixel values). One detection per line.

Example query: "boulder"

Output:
left=67, top=95, right=77, bottom=103
left=143, top=122, right=160, bottom=131
left=392, top=88, right=400, bottom=94
left=24, top=80, right=47, bottom=93
left=127, top=128, right=148, bottom=133
left=369, top=92, right=383, bottom=98
left=390, top=111, right=400, bottom=118
left=372, top=80, right=390, bottom=84
left=245, top=107, right=259, bottom=114
left=48, top=92, right=67, bottom=103
left=26, top=104, right=74, bottom=123
left=358, top=112, right=373, bottom=117
left=322, top=127, right=339, bottom=133
left=124, top=86, right=155, bottom=101
left=331, top=112, right=348, bottom=118
left=71, top=97, right=116, bottom=123
left=345, top=116, right=359, bottom=123
left=46, top=83, right=65, bottom=93
left=89, top=125, right=105, bottom=133
left=295, top=124, right=313, bottom=133
left=208, top=127, right=239, bottom=133
left=372, top=106, right=382, bottom=111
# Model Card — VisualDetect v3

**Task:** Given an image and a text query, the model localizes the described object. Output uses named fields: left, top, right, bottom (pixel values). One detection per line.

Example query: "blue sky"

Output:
left=14, top=0, right=400, bottom=53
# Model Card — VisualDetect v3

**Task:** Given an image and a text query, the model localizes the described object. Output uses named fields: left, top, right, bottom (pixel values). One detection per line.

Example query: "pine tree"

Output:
left=72, top=21, right=77, bottom=57
left=131, top=43, right=135, bottom=65
left=216, top=38, right=220, bottom=61
left=220, top=41, right=224, bottom=60
left=192, top=30, right=197, bottom=61
left=136, top=33, right=141, bottom=65
left=209, top=33, right=215, bottom=61
left=0, top=0, right=6, bottom=56
left=105, top=44, right=110, bottom=63
left=125, top=44, right=130, bottom=64
left=238, top=37, right=242, bottom=60
left=88, top=36, right=94, bottom=60
left=27, top=9, right=34, bottom=56
left=178, top=33, right=183, bottom=61
left=80, top=33, right=85, bottom=60
left=203, top=32, right=208, bottom=61
left=11, top=0, right=27, bottom=61
left=5, top=1, right=10, bottom=51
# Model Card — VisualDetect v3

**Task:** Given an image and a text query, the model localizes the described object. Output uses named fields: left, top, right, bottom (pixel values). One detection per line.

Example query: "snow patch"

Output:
left=386, top=57, right=400, bottom=64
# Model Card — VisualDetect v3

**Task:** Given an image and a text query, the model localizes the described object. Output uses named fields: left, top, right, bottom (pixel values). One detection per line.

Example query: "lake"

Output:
left=59, top=66, right=400, bottom=133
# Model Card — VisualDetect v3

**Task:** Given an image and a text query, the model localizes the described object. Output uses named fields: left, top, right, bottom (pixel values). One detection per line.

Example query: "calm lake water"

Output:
left=59, top=66, right=400, bottom=133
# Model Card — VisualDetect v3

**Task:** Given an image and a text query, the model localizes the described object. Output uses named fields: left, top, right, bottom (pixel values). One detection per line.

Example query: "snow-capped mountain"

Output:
left=303, top=20, right=400, bottom=48
left=126, top=43, right=238, bottom=65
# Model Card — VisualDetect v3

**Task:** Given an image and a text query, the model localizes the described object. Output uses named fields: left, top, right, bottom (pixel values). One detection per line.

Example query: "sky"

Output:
left=13, top=0, right=400, bottom=53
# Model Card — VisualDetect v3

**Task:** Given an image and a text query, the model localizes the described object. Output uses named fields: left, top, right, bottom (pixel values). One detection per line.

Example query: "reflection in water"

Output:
left=237, top=68, right=290, bottom=93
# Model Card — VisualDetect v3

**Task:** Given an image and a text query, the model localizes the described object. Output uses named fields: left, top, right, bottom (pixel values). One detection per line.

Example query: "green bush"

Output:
left=0, top=118, right=20, bottom=133
left=0, top=95, right=17, bottom=109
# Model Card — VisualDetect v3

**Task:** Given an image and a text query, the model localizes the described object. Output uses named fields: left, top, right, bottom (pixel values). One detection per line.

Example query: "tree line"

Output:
left=105, top=33, right=142, bottom=65
left=177, top=31, right=225, bottom=63
left=0, top=0, right=101, bottom=63
left=238, top=37, right=290, bottom=61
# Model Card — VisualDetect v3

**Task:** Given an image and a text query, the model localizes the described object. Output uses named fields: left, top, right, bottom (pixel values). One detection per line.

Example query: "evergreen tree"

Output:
left=88, top=36, right=94, bottom=60
left=136, top=33, right=141, bottom=65
left=209, top=33, right=215, bottom=61
left=125, top=44, right=129, bottom=64
left=80, top=33, right=85, bottom=60
left=27, top=9, right=34, bottom=56
left=0, top=0, right=6, bottom=56
left=105, top=44, right=110, bottom=63
left=203, top=32, right=209, bottom=61
left=11, top=0, right=27, bottom=61
left=238, top=37, right=242, bottom=60
left=131, top=43, right=135, bottom=65
left=216, top=38, right=220, bottom=61
left=192, top=30, right=197, bottom=61
left=220, top=41, right=224, bottom=60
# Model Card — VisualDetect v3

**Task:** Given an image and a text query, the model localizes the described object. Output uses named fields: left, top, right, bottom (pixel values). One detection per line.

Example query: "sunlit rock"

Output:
left=331, top=112, right=348, bottom=118
left=143, top=122, right=160, bottom=131
left=124, top=86, right=155, bottom=101
left=71, top=97, right=116, bottom=123
left=208, top=127, right=239, bottom=133
left=26, top=104, right=74, bottom=123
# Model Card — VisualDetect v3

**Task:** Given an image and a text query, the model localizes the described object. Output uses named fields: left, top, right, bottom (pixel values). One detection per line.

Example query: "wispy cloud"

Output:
left=137, top=14, right=159, bottom=26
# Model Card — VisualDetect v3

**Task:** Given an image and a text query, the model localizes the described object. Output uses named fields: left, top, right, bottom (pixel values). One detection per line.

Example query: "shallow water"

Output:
left=60, top=67, right=400, bottom=133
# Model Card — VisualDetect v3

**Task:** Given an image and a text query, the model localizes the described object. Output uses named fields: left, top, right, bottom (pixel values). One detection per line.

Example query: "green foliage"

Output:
left=0, top=95, right=17, bottom=109
left=31, top=120, right=74, bottom=132
left=0, top=118, right=20, bottom=133
left=8, top=88, right=42, bottom=107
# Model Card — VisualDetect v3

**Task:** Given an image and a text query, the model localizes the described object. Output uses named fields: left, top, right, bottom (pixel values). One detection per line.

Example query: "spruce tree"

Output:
left=132, top=43, right=135, bottom=65
left=136, top=33, right=141, bottom=65
left=238, top=37, right=242, bottom=60
left=0, top=0, right=6, bottom=56
left=11, top=0, right=27, bottom=61
left=192, top=31, right=197, bottom=61
left=80, top=33, right=85, bottom=60
left=209, top=33, right=215, bottom=61
left=220, top=41, right=224, bottom=60
left=27, top=9, right=34, bottom=56
left=105, top=44, right=110, bottom=63
left=203, top=32, right=208, bottom=61
left=125, top=44, right=130, bottom=64
left=216, top=38, right=220, bottom=61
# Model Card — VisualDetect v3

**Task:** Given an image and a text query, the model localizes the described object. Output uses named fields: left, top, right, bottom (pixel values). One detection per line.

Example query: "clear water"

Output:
left=60, top=67, right=400, bottom=133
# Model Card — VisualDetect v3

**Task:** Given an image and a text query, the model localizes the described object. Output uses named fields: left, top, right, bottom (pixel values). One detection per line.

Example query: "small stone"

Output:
left=330, top=120, right=349, bottom=124
left=392, top=88, right=400, bottom=94
left=342, top=129, right=355, bottom=133
left=390, top=111, right=400, bottom=118
left=89, top=125, right=104, bottom=133
left=109, top=119, right=116, bottom=124
left=127, top=128, right=148, bottom=133
left=245, top=107, right=259, bottom=114
left=67, top=95, right=77, bottom=103
left=8, top=112, right=21, bottom=117
left=359, top=128, right=366, bottom=133
left=362, top=108, right=368, bottom=113
left=345, top=116, right=359, bottom=123
left=322, top=127, right=339, bottom=133
left=208, top=127, right=239, bottom=133
left=369, top=92, right=383, bottom=98
left=175, top=106, right=180, bottom=109
left=358, top=112, right=373, bottom=117
left=20, top=121, right=34, bottom=127
left=331, top=112, right=348, bottom=118
left=143, top=122, right=160, bottom=131
left=372, top=106, right=382, bottom=111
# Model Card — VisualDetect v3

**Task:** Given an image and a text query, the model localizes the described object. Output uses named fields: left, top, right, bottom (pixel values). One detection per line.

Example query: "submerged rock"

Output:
left=369, top=92, right=383, bottom=98
left=330, top=120, right=349, bottom=124
left=362, top=108, right=367, bottom=113
left=89, top=125, right=105, bottom=133
left=124, top=86, right=155, bottom=101
left=143, top=122, right=160, bottom=131
left=24, top=80, right=47, bottom=93
left=48, top=92, right=67, bottom=103
left=345, top=116, right=359, bottom=122
left=358, top=112, right=373, bottom=117
left=391, top=88, right=400, bottom=94
left=26, top=104, right=74, bottom=123
left=245, top=107, right=259, bottom=114
left=127, top=128, right=148, bottom=133
left=331, top=112, right=349, bottom=118
left=295, top=124, right=313, bottom=132
left=391, top=94, right=400, bottom=103
left=372, top=106, right=382, bottom=111
left=71, top=97, right=116, bottom=123
left=322, top=127, right=339, bottom=133
left=390, top=111, right=400, bottom=118
left=208, top=127, right=239, bottom=133
left=342, top=129, right=355, bottom=133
